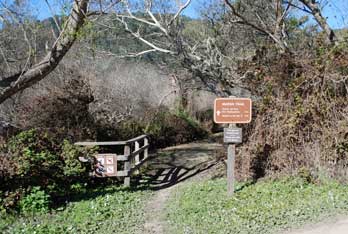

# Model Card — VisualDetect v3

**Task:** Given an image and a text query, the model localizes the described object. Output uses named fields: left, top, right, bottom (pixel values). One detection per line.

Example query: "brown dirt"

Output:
left=140, top=141, right=224, bottom=234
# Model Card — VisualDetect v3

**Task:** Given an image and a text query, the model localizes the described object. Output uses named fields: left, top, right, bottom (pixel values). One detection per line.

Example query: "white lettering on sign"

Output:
left=214, top=98, right=252, bottom=124
left=224, top=128, right=242, bottom=144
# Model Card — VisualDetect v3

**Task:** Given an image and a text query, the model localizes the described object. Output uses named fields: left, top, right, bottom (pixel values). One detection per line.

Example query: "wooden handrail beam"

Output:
left=128, top=144, right=150, bottom=159
left=129, top=156, right=152, bottom=175
left=75, top=141, right=127, bottom=146
left=74, top=135, right=148, bottom=146
left=126, top=135, right=148, bottom=144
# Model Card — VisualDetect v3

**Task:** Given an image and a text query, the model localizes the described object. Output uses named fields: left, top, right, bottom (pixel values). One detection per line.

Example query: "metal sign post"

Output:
left=214, top=97, right=252, bottom=197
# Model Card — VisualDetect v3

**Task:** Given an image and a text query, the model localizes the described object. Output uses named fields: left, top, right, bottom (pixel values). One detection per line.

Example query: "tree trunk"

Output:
left=0, top=0, right=89, bottom=104
left=300, top=0, right=337, bottom=45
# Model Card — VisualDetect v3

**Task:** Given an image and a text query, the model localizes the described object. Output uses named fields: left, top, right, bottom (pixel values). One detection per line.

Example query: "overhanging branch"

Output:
left=0, top=0, right=90, bottom=104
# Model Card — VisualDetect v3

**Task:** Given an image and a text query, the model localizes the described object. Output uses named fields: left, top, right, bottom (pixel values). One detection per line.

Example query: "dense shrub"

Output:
left=0, top=129, right=97, bottom=212
left=235, top=44, right=348, bottom=181
left=0, top=107, right=207, bottom=212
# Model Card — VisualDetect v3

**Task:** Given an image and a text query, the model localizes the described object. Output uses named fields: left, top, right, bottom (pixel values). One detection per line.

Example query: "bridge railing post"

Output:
left=124, top=144, right=131, bottom=187
left=144, top=137, right=149, bottom=160
left=134, top=141, right=140, bottom=175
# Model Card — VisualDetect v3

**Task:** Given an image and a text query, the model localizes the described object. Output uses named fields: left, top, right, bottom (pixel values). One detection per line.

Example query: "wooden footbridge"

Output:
left=75, top=135, right=149, bottom=186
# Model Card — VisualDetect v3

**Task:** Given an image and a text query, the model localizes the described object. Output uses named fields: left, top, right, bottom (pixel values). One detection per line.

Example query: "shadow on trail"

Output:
left=142, top=161, right=218, bottom=191
left=134, top=143, right=222, bottom=191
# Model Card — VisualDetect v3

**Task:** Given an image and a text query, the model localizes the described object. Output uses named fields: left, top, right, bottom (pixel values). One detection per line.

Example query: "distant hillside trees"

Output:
left=0, top=0, right=342, bottom=104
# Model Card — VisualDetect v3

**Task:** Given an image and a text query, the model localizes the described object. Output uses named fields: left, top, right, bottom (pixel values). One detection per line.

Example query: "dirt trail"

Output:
left=139, top=141, right=348, bottom=234
left=141, top=142, right=223, bottom=234
left=281, top=217, right=348, bottom=234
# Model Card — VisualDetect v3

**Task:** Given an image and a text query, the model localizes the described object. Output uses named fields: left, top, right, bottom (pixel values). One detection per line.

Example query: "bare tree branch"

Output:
left=224, top=0, right=290, bottom=53
left=284, top=0, right=312, bottom=14
left=116, top=16, right=175, bottom=54
left=0, top=46, right=11, bottom=73
left=0, top=0, right=90, bottom=104
left=168, top=0, right=191, bottom=26
left=299, top=0, right=337, bottom=45
left=44, top=0, right=62, bottom=33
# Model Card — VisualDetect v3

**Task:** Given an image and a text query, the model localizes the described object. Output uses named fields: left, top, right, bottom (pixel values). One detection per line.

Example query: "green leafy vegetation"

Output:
left=0, top=106, right=207, bottom=212
left=19, top=187, right=50, bottom=214
left=0, top=129, right=97, bottom=211
left=0, top=185, right=152, bottom=234
left=1, top=1, right=348, bottom=233
left=167, top=177, right=348, bottom=234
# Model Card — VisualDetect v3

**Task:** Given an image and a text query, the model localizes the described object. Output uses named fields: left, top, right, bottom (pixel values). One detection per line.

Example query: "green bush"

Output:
left=0, top=191, right=5, bottom=215
left=0, top=129, right=97, bottom=212
left=19, top=187, right=50, bottom=214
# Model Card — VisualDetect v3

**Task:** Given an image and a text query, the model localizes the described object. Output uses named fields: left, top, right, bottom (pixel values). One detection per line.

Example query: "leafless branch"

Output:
left=0, top=0, right=90, bottom=104
left=44, top=0, right=62, bottom=33
left=168, top=0, right=191, bottom=26
left=283, top=0, right=312, bottom=14
left=0, top=46, right=11, bottom=73
left=299, top=0, right=337, bottom=44
left=116, top=16, right=175, bottom=54
left=224, top=0, right=289, bottom=52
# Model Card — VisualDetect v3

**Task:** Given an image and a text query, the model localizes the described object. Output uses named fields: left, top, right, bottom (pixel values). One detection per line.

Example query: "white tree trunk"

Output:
left=300, top=0, right=337, bottom=45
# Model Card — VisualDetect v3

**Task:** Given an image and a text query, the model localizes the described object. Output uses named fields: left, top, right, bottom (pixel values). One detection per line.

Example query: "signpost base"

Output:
left=227, top=123, right=236, bottom=196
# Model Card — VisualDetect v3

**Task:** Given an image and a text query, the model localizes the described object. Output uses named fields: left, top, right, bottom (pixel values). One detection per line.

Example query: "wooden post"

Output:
left=134, top=141, right=140, bottom=175
left=143, top=137, right=149, bottom=168
left=144, top=137, right=149, bottom=160
left=227, top=95, right=236, bottom=197
left=124, top=144, right=131, bottom=186
left=227, top=122, right=236, bottom=196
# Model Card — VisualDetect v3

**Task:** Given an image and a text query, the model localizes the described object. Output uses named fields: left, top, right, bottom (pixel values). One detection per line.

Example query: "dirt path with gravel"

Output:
left=281, top=217, right=348, bottom=234
left=140, top=142, right=223, bottom=234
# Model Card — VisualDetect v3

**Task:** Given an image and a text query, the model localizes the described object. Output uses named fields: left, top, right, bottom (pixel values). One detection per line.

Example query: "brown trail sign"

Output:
left=214, top=98, right=252, bottom=124
left=214, top=97, right=252, bottom=196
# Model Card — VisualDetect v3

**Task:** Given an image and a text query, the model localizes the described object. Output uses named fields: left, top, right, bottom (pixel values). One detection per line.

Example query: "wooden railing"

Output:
left=75, top=135, right=149, bottom=186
